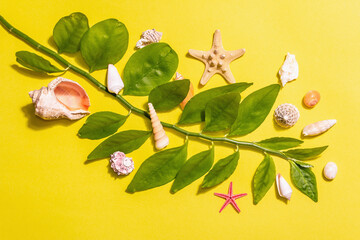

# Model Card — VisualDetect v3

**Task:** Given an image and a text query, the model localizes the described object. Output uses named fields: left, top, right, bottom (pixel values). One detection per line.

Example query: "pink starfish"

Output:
left=214, top=182, right=247, bottom=213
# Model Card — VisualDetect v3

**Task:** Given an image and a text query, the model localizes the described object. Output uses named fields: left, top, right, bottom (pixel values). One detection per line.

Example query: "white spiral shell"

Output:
left=302, top=119, right=336, bottom=137
left=148, top=103, right=169, bottom=150
left=274, top=103, right=300, bottom=128
left=107, top=64, right=124, bottom=94
left=135, top=29, right=162, bottom=49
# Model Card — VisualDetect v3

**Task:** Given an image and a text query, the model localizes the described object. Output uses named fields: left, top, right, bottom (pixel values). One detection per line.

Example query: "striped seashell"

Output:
left=148, top=102, right=169, bottom=150
left=135, top=29, right=162, bottom=49
left=302, top=119, right=336, bottom=137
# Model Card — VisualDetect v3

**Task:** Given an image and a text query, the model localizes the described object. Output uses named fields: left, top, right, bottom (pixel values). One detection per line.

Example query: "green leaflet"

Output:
left=201, top=151, right=239, bottom=188
left=127, top=142, right=188, bottom=193
left=292, top=160, right=314, bottom=168
left=78, top=111, right=128, bottom=140
left=87, top=130, right=151, bottom=160
left=178, top=82, right=253, bottom=124
left=256, top=137, right=303, bottom=150
left=15, top=51, right=64, bottom=73
left=148, top=80, right=190, bottom=111
left=229, top=84, right=280, bottom=136
left=53, top=12, right=89, bottom=54
left=80, top=19, right=128, bottom=72
left=203, top=93, right=240, bottom=132
left=283, top=146, right=328, bottom=160
left=290, top=161, right=318, bottom=202
left=171, top=147, right=214, bottom=193
left=123, top=43, right=179, bottom=96
left=252, top=154, right=276, bottom=204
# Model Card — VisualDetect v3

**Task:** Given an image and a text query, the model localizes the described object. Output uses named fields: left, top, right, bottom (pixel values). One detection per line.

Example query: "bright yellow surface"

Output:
left=1, top=0, right=359, bottom=239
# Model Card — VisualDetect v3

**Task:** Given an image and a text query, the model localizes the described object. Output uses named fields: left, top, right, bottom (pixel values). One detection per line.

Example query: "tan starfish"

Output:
left=188, top=29, right=245, bottom=85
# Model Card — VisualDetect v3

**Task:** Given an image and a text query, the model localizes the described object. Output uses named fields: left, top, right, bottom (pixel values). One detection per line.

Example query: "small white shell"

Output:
left=107, top=64, right=124, bottom=94
left=135, top=29, right=162, bottom=49
left=302, top=119, right=336, bottom=137
left=274, top=103, right=300, bottom=128
left=323, top=162, right=337, bottom=180
left=279, top=53, right=299, bottom=86
left=148, top=103, right=169, bottom=150
left=276, top=174, right=292, bottom=200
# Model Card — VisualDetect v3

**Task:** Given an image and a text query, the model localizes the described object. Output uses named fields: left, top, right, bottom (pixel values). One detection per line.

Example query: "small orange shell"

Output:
left=174, top=72, right=194, bottom=110
left=303, top=90, right=320, bottom=108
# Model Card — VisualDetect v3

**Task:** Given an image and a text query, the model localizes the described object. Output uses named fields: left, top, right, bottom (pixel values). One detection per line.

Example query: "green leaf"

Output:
left=148, top=80, right=190, bottom=111
left=80, top=19, right=128, bottom=72
left=87, top=130, right=151, bottom=160
left=178, top=82, right=253, bottom=125
left=171, top=147, right=214, bottom=193
left=123, top=43, right=179, bottom=96
left=256, top=137, right=303, bottom=150
left=201, top=151, right=239, bottom=188
left=229, top=84, right=280, bottom=136
left=292, top=160, right=314, bottom=168
left=283, top=146, right=328, bottom=160
left=78, top=111, right=128, bottom=140
left=252, top=154, right=276, bottom=204
left=290, top=161, right=318, bottom=202
left=203, top=92, right=241, bottom=132
left=53, top=12, right=89, bottom=54
left=15, top=51, right=64, bottom=73
left=127, top=143, right=188, bottom=193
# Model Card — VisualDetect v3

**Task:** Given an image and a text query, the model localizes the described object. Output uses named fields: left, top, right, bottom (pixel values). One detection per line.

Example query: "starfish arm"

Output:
left=212, top=29, right=223, bottom=49
left=219, top=198, right=231, bottom=213
left=214, top=192, right=230, bottom=199
left=219, top=69, right=236, bottom=84
left=228, top=182, right=233, bottom=196
left=233, top=193, right=248, bottom=199
left=188, top=49, right=206, bottom=61
left=227, top=48, right=246, bottom=61
left=230, top=199, right=241, bottom=213
left=199, top=68, right=215, bottom=85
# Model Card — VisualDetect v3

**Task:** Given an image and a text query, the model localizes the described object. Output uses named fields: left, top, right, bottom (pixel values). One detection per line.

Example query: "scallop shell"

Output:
left=303, top=90, right=320, bottom=108
left=276, top=174, right=292, bottom=200
left=29, top=77, right=90, bottom=120
left=148, top=103, right=169, bottom=150
left=135, top=29, right=162, bottom=49
left=279, top=53, right=299, bottom=86
left=274, top=103, right=300, bottom=128
left=107, top=64, right=124, bottom=94
left=174, top=72, right=194, bottom=110
left=302, top=119, right=336, bottom=136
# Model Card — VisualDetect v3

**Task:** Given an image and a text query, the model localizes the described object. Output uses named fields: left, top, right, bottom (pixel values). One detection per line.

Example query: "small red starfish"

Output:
left=214, top=182, right=247, bottom=213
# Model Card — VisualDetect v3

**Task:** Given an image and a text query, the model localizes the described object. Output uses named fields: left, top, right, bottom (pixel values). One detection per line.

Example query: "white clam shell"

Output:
left=276, top=174, right=292, bottom=200
left=107, top=64, right=124, bottom=94
left=279, top=53, right=299, bottom=86
left=148, top=103, right=169, bottom=150
left=324, top=162, right=337, bottom=180
left=29, top=77, right=90, bottom=120
left=135, top=29, right=162, bottom=49
left=302, top=119, right=336, bottom=137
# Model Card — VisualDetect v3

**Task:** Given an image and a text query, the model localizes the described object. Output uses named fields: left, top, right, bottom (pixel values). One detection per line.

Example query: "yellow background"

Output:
left=1, top=0, right=359, bottom=239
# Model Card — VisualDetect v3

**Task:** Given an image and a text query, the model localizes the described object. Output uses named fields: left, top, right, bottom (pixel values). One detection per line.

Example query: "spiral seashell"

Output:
left=148, top=103, right=169, bottom=150
left=274, top=103, right=300, bottom=128
left=174, top=72, right=194, bottom=110
left=303, top=90, right=320, bottom=108
left=107, top=64, right=124, bottom=94
left=276, top=174, right=292, bottom=200
left=29, top=77, right=90, bottom=120
left=279, top=53, right=299, bottom=87
left=135, top=29, right=162, bottom=49
left=110, top=151, right=134, bottom=176
left=302, top=119, right=336, bottom=137
left=323, top=162, right=337, bottom=180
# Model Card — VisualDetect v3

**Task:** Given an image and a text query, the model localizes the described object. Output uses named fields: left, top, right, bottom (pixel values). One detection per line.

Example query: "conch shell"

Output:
left=276, top=174, right=292, bottom=200
left=135, top=29, right=162, bottom=49
left=107, top=64, right=124, bottom=94
left=148, top=103, right=169, bottom=150
left=174, top=72, right=194, bottom=110
left=29, top=77, right=90, bottom=120
left=279, top=53, right=299, bottom=86
left=302, top=119, right=336, bottom=137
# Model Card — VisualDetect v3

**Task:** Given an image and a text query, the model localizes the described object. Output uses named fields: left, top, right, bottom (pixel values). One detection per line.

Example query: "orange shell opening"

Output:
left=54, top=81, right=90, bottom=111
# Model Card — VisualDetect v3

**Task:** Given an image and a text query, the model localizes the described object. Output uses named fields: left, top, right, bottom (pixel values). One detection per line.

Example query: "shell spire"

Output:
left=148, top=103, right=169, bottom=150
left=107, top=64, right=124, bottom=94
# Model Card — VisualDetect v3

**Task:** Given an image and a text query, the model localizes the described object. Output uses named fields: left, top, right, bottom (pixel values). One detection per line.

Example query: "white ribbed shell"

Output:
left=148, top=103, right=169, bottom=150
left=274, top=103, right=300, bottom=128
left=135, top=29, right=162, bottom=49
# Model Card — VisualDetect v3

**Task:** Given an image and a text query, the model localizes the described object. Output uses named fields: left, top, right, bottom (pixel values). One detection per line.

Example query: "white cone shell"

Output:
left=324, top=162, right=337, bottom=180
left=302, top=119, right=337, bottom=136
left=107, top=64, right=124, bottom=94
left=279, top=53, right=299, bottom=86
left=276, top=174, right=292, bottom=200
left=148, top=103, right=169, bottom=150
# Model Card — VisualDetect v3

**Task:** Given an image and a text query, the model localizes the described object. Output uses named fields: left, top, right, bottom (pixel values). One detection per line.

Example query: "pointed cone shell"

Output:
left=148, top=103, right=169, bottom=150
left=107, top=64, right=124, bottom=94
left=29, top=77, right=90, bottom=120
left=174, top=72, right=194, bottom=110
left=276, top=174, right=292, bottom=200
left=302, top=119, right=336, bottom=136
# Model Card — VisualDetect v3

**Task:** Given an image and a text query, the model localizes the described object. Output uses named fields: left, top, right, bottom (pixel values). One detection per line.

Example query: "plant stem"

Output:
left=0, top=15, right=291, bottom=161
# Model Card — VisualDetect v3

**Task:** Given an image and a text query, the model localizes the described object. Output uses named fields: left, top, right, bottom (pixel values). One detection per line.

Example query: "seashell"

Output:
left=274, top=103, right=300, bottom=128
left=174, top=72, right=194, bottom=110
left=148, top=103, right=169, bottom=150
left=302, top=119, right=336, bottom=137
left=323, top=162, right=337, bottom=180
left=276, top=174, right=292, bottom=200
left=107, top=64, right=124, bottom=94
left=110, top=151, right=134, bottom=176
left=29, top=77, right=90, bottom=120
left=135, top=29, right=162, bottom=49
left=279, top=53, right=299, bottom=86
left=303, top=90, right=320, bottom=108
